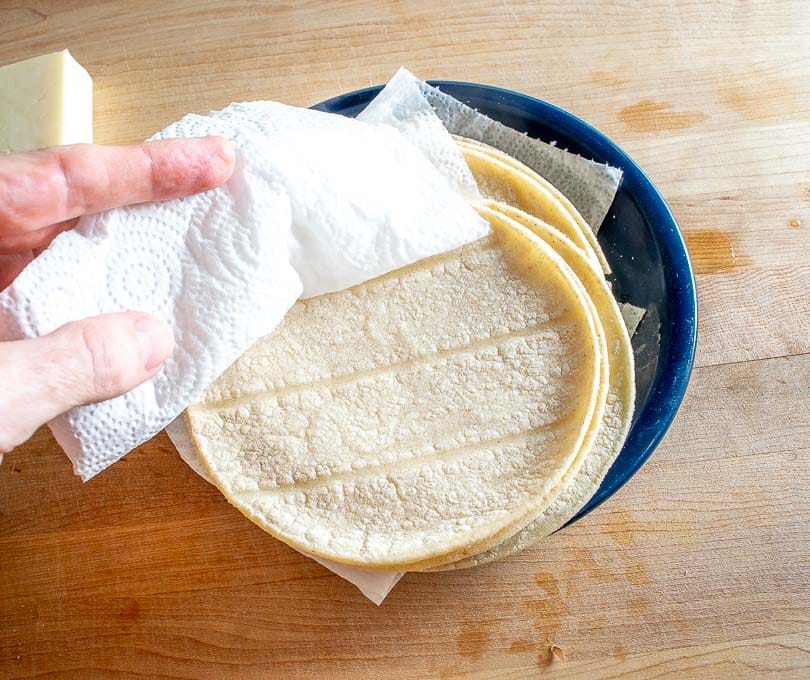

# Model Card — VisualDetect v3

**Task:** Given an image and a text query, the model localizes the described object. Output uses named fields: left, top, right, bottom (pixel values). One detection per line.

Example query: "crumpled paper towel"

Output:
left=0, top=72, right=488, bottom=481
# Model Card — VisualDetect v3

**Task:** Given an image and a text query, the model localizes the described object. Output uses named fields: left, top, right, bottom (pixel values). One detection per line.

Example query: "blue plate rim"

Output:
left=312, top=81, right=698, bottom=526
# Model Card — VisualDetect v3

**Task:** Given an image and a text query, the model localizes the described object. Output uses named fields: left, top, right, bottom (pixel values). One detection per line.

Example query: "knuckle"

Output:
left=36, top=149, right=73, bottom=206
left=0, top=149, right=71, bottom=233
left=139, top=143, right=163, bottom=198
left=77, top=319, right=127, bottom=398
left=0, top=170, right=36, bottom=233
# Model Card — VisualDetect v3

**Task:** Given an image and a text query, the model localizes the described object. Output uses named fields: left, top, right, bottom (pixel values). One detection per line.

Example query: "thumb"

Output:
left=0, top=312, right=174, bottom=455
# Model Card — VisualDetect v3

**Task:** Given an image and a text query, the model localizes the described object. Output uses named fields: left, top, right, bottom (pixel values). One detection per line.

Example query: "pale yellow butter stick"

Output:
left=0, top=49, right=92, bottom=153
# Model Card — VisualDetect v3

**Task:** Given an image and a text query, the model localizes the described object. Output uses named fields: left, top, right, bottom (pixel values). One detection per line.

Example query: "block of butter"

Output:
left=0, top=49, right=93, bottom=153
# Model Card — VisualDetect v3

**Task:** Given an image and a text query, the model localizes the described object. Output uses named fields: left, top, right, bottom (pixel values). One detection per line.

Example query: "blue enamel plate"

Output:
left=313, top=82, right=697, bottom=525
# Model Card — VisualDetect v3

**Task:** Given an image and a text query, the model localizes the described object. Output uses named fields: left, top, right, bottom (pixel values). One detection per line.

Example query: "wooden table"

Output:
left=1, top=1, right=808, bottom=677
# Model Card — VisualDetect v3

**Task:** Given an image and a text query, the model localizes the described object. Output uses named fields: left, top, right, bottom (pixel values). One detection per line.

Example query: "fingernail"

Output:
left=134, top=316, right=174, bottom=372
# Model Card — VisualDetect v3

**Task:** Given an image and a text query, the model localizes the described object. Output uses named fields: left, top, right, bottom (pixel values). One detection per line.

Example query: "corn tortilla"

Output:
left=456, top=136, right=611, bottom=275
left=187, top=216, right=607, bottom=569
left=434, top=202, right=634, bottom=570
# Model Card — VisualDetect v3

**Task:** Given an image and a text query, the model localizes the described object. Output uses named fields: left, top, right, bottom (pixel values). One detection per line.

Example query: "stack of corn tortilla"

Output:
left=185, top=137, right=635, bottom=571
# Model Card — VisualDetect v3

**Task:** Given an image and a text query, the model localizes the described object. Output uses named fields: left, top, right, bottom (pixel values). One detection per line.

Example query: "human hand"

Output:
left=0, top=137, right=235, bottom=458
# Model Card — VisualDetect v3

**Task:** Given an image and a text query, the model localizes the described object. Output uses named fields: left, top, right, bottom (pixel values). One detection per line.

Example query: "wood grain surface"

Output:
left=1, top=1, right=809, bottom=678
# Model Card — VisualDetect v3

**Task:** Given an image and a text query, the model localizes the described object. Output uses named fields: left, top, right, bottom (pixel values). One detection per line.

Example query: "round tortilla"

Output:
left=434, top=201, right=635, bottom=571
left=456, top=136, right=611, bottom=275
left=186, top=215, right=607, bottom=570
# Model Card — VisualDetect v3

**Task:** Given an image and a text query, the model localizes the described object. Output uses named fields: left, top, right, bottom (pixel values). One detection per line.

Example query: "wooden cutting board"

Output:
left=1, top=1, right=808, bottom=678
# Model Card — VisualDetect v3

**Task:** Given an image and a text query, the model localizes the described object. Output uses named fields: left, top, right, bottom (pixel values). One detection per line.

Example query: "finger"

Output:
left=0, top=220, right=75, bottom=256
left=0, top=251, right=35, bottom=291
left=0, top=136, right=235, bottom=238
left=0, top=312, right=174, bottom=454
